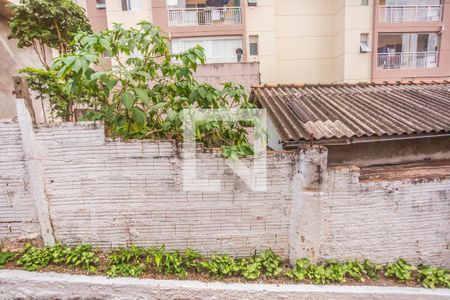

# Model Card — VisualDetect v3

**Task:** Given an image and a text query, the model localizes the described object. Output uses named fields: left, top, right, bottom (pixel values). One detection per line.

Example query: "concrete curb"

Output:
left=1, top=270, right=450, bottom=300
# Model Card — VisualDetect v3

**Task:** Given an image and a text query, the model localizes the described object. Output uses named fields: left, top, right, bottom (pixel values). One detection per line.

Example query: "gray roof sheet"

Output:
left=251, top=81, right=450, bottom=144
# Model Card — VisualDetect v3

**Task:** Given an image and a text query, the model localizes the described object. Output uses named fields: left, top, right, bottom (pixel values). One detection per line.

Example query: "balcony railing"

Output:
left=377, top=52, right=438, bottom=69
left=168, top=7, right=241, bottom=26
left=379, top=5, right=442, bottom=22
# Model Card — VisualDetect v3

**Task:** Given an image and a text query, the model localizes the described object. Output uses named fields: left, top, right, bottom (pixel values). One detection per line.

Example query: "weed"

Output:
left=259, top=249, right=282, bottom=278
left=65, top=244, right=99, bottom=273
left=0, top=252, right=16, bottom=267
left=363, top=259, right=382, bottom=280
left=384, top=259, right=416, bottom=282
left=417, top=265, right=450, bottom=289
left=200, top=255, right=239, bottom=279
left=344, top=260, right=365, bottom=282
left=238, top=256, right=262, bottom=280
left=106, top=263, right=144, bottom=278
left=287, top=258, right=311, bottom=282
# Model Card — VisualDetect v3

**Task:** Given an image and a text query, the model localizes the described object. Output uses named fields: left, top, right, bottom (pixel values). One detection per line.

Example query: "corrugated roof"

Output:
left=251, top=81, right=450, bottom=146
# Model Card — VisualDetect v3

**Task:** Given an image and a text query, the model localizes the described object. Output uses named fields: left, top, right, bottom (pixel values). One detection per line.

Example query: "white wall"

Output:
left=1, top=106, right=449, bottom=267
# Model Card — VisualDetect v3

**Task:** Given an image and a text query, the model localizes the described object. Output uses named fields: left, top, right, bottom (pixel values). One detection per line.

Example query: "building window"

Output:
left=249, top=35, right=258, bottom=56
left=379, top=0, right=442, bottom=22
left=361, top=0, right=368, bottom=5
left=377, top=32, right=439, bottom=69
left=171, top=36, right=243, bottom=63
left=360, top=33, right=370, bottom=53
left=122, top=0, right=141, bottom=11
left=96, top=0, right=106, bottom=9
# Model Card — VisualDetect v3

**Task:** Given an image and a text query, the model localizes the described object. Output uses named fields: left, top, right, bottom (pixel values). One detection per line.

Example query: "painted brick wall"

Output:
left=319, top=167, right=450, bottom=267
left=0, top=120, right=39, bottom=243
left=35, top=123, right=295, bottom=256
left=1, top=114, right=449, bottom=266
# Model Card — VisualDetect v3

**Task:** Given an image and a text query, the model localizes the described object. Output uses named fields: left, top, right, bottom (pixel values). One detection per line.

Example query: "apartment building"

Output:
left=80, top=0, right=449, bottom=83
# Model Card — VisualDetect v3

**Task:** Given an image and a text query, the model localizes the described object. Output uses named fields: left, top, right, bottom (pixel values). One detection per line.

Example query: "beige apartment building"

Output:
left=46, top=0, right=450, bottom=84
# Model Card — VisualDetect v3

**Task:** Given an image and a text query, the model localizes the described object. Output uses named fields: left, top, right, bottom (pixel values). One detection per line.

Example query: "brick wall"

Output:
left=0, top=101, right=449, bottom=267
left=0, top=120, right=40, bottom=244
left=321, top=167, right=450, bottom=267
left=35, top=123, right=295, bottom=256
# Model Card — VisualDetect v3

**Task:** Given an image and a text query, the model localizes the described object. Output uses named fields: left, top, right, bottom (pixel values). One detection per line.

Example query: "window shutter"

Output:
left=121, top=0, right=128, bottom=10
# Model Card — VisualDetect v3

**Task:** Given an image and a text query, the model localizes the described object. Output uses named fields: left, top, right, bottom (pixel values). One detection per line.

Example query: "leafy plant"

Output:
left=0, top=252, right=16, bottom=267
left=106, top=263, right=144, bottom=278
left=384, top=259, right=416, bottom=282
left=200, top=255, right=239, bottom=279
left=20, top=67, right=77, bottom=121
left=287, top=258, right=311, bottom=282
left=324, top=260, right=347, bottom=284
left=17, top=243, right=61, bottom=271
left=363, top=259, right=382, bottom=280
left=65, top=244, right=99, bottom=273
left=108, top=245, right=145, bottom=265
left=344, top=260, right=365, bottom=282
left=259, top=249, right=283, bottom=278
left=50, top=22, right=264, bottom=158
left=8, top=0, right=91, bottom=69
left=238, top=256, right=262, bottom=280
left=417, top=265, right=450, bottom=289
left=162, top=251, right=186, bottom=278
left=182, top=248, right=203, bottom=272
left=146, top=246, right=166, bottom=273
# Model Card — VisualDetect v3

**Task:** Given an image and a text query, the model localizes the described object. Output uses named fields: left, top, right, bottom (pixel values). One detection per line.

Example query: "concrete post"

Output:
left=16, top=99, right=55, bottom=246
left=289, top=145, right=328, bottom=264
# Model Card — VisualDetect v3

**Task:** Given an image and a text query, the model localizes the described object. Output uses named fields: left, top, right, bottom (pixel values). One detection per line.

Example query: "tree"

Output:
left=51, top=22, right=264, bottom=158
left=8, top=0, right=92, bottom=69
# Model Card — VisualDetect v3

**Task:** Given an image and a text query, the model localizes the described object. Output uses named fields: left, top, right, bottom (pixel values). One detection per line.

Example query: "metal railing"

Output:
left=377, top=52, right=438, bottom=69
left=168, top=7, right=241, bottom=26
left=379, top=5, right=442, bottom=22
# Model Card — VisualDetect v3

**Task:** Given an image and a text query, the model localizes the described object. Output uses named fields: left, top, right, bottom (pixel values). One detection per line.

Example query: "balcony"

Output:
left=168, top=7, right=241, bottom=26
left=379, top=5, right=442, bottom=22
left=377, top=52, right=438, bottom=69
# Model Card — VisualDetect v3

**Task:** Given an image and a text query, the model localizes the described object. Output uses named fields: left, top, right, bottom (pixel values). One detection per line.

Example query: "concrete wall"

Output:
left=0, top=13, right=45, bottom=120
left=194, top=62, right=260, bottom=90
left=1, top=101, right=449, bottom=267
left=32, top=122, right=294, bottom=255
left=319, top=166, right=450, bottom=267
left=2, top=270, right=450, bottom=300
left=327, top=136, right=450, bottom=167
left=0, top=120, right=40, bottom=245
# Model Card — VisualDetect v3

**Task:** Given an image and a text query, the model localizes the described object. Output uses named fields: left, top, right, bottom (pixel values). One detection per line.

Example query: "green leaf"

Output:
left=121, top=92, right=134, bottom=110
left=150, top=102, right=166, bottom=112
left=131, top=107, right=146, bottom=125
left=136, top=71, right=151, bottom=79
left=134, top=87, right=150, bottom=104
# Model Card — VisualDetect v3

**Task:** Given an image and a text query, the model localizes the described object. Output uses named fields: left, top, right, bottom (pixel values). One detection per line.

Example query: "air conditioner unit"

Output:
left=96, top=0, right=106, bottom=9
left=248, top=0, right=257, bottom=7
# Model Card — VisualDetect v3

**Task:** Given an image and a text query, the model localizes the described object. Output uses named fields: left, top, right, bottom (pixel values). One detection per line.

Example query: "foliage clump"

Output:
left=49, top=22, right=260, bottom=158
left=17, top=243, right=98, bottom=273
left=15, top=21, right=262, bottom=158
left=0, top=252, right=16, bottom=267
left=417, top=265, right=450, bottom=289
left=8, top=0, right=92, bottom=69
left=5, top=244, right=450, bottom=289
left=384, top=258, right=416, bottom=282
